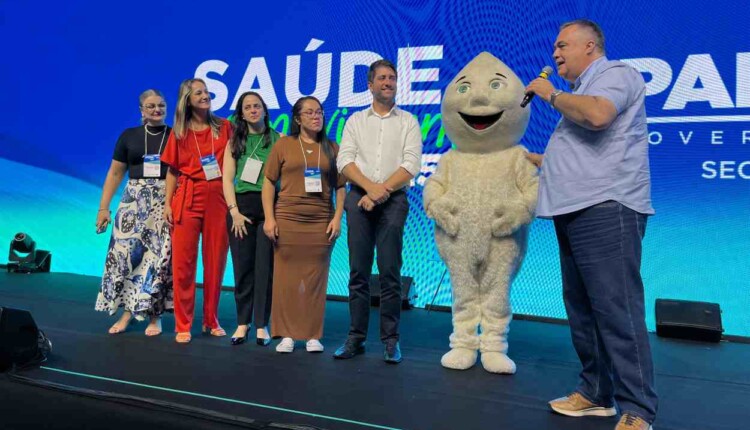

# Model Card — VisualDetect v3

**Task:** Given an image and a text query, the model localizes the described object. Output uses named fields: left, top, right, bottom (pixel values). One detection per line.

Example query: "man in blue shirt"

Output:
left=525, top=19, right=657, bottom=430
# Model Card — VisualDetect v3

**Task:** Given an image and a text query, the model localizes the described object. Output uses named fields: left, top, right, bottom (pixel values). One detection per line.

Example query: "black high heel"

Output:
left=256, top=326, right=271, bottom=346
left=231, top=332, right=248, bottom=346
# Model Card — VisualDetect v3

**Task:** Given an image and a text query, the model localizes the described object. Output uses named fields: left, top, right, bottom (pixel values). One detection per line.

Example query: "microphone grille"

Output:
left=542, top=66, right=554, bottom=75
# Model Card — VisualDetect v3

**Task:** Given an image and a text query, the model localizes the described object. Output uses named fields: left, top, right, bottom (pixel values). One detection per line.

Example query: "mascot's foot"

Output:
left=481, top=352, right=516, bottom=374
left=441, top=348, right=478, bottom=370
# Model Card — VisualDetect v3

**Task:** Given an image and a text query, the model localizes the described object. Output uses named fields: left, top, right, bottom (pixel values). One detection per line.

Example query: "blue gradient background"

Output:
left=1, top=0, right=748, bottom=335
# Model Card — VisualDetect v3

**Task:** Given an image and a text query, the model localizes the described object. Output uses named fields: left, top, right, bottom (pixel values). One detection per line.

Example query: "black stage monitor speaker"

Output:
left=655, top=299, right=723, bottom=343
left=0, top=307, right=51, bottom=371
left=369, top=276, right=415, bottom=310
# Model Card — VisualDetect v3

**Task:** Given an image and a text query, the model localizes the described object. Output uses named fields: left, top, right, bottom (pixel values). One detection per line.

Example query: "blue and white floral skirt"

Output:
left=95, top=178, right=173, bottom=320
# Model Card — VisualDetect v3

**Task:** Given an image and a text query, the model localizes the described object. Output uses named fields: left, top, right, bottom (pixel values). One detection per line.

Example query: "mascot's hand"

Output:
left=491, top=201, right=530, bottom=237
left=428, top=197, right=460, bottom=237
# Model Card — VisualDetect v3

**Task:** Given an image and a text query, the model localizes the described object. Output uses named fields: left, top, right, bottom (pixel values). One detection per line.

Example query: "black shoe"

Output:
left=383, top=341, right=402, bottom=364
left=256, top=327, right=271, bottom=346
left=231, top=333, right=248, bottom=346
left=333, top=338, right=366, bottom=359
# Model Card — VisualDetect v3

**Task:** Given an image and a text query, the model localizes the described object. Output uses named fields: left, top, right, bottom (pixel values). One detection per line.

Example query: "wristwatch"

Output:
left=550, top=89, right=564, bottom=107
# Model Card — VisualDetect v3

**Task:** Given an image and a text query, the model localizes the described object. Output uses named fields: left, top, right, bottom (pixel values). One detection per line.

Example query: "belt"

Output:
left=173, top=175, right=197, bottom=224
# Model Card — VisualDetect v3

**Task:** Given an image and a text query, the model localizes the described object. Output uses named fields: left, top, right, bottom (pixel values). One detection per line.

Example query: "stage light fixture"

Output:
left=7, top=233, right=51, bottom=273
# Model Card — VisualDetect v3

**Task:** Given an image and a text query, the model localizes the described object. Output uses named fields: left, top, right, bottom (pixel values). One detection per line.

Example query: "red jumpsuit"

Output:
left=161, top=120, right=231, bottom=333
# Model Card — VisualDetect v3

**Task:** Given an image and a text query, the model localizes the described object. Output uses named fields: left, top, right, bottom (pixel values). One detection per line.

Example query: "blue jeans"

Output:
left=553, top=201, right=658, bottom=423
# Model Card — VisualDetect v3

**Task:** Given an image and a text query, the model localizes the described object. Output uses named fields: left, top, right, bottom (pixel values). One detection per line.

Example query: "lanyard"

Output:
left=298, top=135, right=321, bottom=171
left=247, top=133, right=264, bottom=160
left=192, top=125, right=216, bottom=158
left=144, top=125, right=166, bottom=155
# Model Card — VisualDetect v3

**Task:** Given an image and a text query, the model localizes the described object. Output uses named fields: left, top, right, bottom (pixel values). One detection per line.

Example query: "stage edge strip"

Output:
left=39, top=366, right=403, bottom=430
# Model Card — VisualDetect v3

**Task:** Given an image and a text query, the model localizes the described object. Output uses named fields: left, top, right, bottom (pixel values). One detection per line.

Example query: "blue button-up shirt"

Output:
left=537, top=56, right=654, bottom=218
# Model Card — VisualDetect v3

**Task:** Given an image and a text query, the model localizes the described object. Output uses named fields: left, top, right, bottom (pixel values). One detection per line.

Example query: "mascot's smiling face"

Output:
left=442, top=52, right=530, bottom=153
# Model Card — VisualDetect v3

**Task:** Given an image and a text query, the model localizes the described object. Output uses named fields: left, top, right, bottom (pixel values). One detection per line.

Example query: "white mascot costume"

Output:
left=423, top=52, right=538, bottom=374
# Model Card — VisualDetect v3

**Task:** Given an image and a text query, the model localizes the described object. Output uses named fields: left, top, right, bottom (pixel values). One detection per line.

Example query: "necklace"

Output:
left=144, top=124, right=165, bottom=136
left=144, top=124, right=167, bottom=155
left=298, top=136, right=321, bottom=169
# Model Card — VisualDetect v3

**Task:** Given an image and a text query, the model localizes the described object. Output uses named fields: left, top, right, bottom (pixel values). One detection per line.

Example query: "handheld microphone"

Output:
left=521, top=66, right=554, bottom=108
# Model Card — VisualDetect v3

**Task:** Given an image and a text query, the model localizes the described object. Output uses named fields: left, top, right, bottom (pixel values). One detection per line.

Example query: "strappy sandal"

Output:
left=202, top=325, right=226, bottom=337
left=145, top=318, right=162, bottom=336
left=108, top=313, right=132, bottom=335
left=175, top=332, right=192, bottom=343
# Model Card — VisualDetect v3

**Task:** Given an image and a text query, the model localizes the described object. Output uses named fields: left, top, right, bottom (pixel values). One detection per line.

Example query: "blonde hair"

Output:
left=139, top=89, right=165, bottom=124
left=173, top=78, right=223, bottom=139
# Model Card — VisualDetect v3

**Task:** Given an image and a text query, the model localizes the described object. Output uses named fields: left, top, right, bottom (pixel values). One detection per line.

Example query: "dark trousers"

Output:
left=553, top=201, right=658, bottom=423
left=226, top=191, right=273, bottom=327
left=345, top=186, right=409, bottom=343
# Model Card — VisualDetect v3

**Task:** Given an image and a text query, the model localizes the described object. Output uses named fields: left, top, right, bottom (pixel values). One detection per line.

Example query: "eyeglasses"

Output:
left=142, top=103, right=167, bottom=111
left=300, top=110, right=324, bottom=118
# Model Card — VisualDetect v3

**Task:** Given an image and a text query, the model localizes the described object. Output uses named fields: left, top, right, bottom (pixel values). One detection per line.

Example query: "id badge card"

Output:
left=240, top=158, right=263, bottom=184
left=201, top=155, right=222, bottom=180
left=304, top=168, right=322, bottom=193
left=143, top=154, right=161, bottom=178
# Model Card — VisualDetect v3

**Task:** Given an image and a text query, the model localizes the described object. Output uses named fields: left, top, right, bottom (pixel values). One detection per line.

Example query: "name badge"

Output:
left=240, top=158, right=263, bottom=184
left=143, top=154, right=161, bottom=178
left=304, top=168, right=322, bottom=193
left=201, top=155, right=222, bottom=180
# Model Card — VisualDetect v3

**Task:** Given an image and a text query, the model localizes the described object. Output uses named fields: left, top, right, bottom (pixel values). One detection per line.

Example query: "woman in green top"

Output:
left=222, top=91, right=280, bottom=346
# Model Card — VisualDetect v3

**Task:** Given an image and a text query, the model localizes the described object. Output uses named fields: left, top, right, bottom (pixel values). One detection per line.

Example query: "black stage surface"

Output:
left=0, top=272, right=748, bottom=430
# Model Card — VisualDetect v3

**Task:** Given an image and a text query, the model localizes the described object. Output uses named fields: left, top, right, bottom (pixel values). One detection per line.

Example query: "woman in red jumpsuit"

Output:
left=162, top=78, right=231, bottom=344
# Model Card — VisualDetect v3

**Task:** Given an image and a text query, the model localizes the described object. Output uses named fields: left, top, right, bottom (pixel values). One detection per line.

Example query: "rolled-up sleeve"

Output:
left=400, top=115, right=423, bottom=176
left=337, top=119, right=357, bottom=174
left=586, top=65, right=638, bottom=114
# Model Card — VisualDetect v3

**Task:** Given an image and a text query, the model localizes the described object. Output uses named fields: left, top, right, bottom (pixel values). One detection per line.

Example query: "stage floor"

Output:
left=0, top=272, right=748, bottom=430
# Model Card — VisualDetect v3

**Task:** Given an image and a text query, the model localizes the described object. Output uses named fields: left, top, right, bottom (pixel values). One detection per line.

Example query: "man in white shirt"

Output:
left=333, top=59, right=423, bottom=364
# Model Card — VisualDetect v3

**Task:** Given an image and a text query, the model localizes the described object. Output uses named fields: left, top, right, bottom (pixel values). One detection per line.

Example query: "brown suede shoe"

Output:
left=549, top=392, right=617, bottom=417
left=614, top=413, right=653, bottom=430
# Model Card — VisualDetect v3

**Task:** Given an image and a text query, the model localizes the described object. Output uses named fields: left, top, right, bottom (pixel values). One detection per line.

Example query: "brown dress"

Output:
left=264, top=135, right=345, bottom=340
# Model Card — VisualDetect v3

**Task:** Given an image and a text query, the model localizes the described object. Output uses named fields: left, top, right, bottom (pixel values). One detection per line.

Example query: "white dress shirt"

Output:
left=337, top=105, right=423, bottom=184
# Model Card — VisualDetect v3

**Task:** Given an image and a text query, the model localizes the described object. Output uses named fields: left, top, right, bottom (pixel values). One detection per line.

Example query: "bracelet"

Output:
left=227, top=204, right=237, bottom=210
left=98, top=208, right=110, bottom=212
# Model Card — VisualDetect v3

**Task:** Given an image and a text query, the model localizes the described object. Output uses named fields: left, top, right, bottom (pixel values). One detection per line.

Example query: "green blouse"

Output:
left=234, top=129, right=280, bottom=193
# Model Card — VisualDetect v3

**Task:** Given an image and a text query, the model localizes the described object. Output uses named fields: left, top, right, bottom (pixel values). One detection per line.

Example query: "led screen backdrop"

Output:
left=1, top=0, right=748, bottom=335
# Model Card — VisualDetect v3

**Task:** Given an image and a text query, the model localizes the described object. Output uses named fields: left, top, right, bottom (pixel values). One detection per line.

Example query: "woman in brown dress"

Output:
left=262, top=96, right=346, bottom=353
